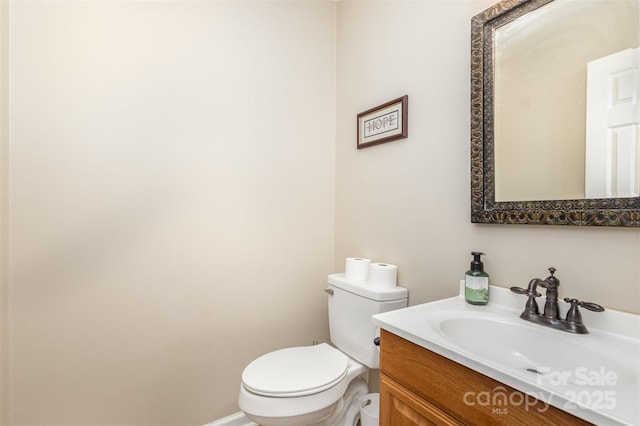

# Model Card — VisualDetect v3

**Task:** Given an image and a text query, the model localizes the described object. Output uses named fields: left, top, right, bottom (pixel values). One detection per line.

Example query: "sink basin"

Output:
left=435, top=313, right=637, bottom=388
left=372, top=284, right=640, bottom=426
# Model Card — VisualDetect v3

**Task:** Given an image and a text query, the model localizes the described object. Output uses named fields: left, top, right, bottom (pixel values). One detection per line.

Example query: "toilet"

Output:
left=238, top=273, right=408, bottom=426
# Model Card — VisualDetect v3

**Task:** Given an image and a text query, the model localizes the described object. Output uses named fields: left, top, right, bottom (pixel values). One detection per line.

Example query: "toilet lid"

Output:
left=242, top=343, right=349, bottom=397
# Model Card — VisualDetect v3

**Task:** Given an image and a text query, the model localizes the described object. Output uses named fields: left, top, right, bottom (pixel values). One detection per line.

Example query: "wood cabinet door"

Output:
left=380, top=373, right=463, bottom=426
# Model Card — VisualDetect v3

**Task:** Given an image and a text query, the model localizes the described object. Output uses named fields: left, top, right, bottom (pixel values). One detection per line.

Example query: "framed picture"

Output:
left=357, top=95, right=408, bottom=149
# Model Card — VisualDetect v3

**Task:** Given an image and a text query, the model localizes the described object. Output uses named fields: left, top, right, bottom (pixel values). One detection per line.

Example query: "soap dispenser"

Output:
left=465, top=251, right=489, bottom=305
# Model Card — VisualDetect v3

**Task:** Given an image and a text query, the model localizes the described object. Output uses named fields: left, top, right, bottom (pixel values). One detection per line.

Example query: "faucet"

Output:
left=538, top=267, right=560, bottom=320
left=510, top=267, right=604, bottom=334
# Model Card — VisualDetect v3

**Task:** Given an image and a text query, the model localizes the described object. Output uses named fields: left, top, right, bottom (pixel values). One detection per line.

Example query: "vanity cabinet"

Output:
left=379, top=330, right=591, bottom=426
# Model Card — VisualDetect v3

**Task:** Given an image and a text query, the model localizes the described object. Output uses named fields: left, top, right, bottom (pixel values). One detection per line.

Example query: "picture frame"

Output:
left=356, top=95, right=408, bottom=149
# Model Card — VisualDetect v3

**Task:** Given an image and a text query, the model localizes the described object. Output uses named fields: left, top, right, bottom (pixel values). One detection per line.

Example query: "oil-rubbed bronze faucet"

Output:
left=510, top=268, right=604, bottom=334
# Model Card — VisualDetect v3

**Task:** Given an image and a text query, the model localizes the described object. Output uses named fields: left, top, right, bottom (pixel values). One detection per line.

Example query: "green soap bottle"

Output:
left=465, top=251, right=489, bottom=305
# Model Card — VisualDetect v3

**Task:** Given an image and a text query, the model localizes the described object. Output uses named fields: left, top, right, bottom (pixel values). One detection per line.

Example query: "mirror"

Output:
left=471, top=0, right=640, bottom=226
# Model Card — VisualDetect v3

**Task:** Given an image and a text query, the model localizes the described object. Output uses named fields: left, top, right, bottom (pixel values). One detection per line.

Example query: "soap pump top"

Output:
left=470, top=251, right=485, bottom=272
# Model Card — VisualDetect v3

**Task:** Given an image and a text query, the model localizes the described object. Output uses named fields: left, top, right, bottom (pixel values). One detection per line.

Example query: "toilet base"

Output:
left=323, top=377, right=369, bottom=426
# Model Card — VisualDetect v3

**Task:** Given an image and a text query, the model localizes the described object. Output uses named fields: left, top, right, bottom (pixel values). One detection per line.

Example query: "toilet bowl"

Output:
left=238, top=273, right=408, bottom=426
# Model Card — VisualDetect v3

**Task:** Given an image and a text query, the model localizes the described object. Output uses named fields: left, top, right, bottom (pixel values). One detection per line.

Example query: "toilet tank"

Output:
left=327, top=273, right=408, bottom=369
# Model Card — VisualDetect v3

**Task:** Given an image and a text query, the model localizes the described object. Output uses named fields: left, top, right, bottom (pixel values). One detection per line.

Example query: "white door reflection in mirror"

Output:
left=586, top=47, right=640, bottom=198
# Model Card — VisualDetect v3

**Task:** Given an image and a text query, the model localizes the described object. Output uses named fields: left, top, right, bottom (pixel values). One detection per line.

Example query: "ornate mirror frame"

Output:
left=470, top=0, right=640, bottom=226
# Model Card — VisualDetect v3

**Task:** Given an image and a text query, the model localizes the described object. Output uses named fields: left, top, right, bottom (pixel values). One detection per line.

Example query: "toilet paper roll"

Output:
left=360, top=393, right=380, bottom=426
left=367, top=263, right=397, bottom=287
left=345, top=257, right=371, bottom=280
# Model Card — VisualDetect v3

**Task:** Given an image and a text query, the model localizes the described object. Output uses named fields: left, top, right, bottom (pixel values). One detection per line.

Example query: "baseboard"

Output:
left=205, top=411, right=257, bottom=426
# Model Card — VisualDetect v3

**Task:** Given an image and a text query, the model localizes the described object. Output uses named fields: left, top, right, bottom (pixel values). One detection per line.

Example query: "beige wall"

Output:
left=335, top=0, right=640, bottom=312
left=8, top=1, right=335, bottom=424
left=2, top=1, right=640, bottom=425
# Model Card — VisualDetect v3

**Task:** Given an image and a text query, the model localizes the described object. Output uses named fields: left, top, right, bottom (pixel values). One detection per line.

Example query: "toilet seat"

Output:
left=242, top=343, right=348, bottom=397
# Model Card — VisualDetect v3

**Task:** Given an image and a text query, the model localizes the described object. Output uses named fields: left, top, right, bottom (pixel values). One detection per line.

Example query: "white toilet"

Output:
left=238, top=273, right=408, bottom=426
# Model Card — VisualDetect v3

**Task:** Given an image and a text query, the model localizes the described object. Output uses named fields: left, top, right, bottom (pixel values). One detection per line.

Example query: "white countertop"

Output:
left=372, top=281, right=640, bottom=425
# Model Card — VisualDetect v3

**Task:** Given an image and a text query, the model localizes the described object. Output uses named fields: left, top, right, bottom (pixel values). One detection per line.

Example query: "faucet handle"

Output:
left=581, top=302, right=605, bottom=312
left=563, top=298, right=605, bottom=332
left=563, top=298, right=604, bottom=313
left=511, top=282, right=542, bottom=317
